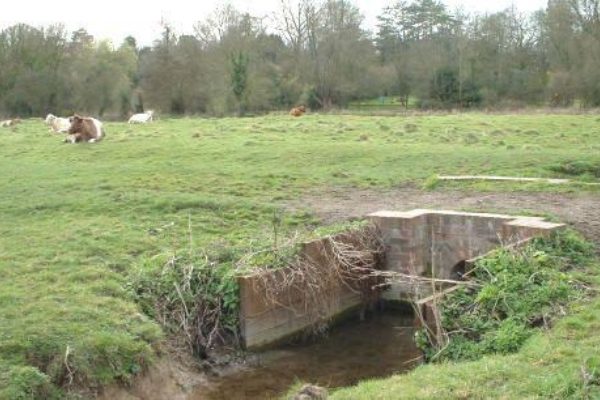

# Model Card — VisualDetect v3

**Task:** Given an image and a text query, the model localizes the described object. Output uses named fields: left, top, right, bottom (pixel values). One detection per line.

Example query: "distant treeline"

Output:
left=2, top=0, right=600, bottom=117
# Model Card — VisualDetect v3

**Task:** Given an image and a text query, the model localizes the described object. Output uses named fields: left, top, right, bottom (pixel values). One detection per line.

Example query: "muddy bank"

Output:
left=100, top=311, right=419, bottom=400
left=98, top=356, right=207, bottom=400
left=287, top=187, right=600, bottom=245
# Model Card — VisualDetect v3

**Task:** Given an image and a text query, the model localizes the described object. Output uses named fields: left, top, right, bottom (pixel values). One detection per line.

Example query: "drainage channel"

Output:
left=193, top=309, right=420, bottom=400
left=208, top=210, right=563, bottom=399
left=102, top=210, right=565, bottom=400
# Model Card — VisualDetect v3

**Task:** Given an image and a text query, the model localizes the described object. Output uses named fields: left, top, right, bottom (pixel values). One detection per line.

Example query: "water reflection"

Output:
left=195, top=311, right=421, bottom=400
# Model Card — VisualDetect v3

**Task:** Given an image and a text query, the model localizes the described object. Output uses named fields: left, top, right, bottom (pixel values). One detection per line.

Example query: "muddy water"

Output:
left=194, top=312, right=421, bottom=400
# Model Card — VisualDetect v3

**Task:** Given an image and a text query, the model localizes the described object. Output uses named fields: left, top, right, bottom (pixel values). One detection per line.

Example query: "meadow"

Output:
left=1, top=112, right=599, bottom=397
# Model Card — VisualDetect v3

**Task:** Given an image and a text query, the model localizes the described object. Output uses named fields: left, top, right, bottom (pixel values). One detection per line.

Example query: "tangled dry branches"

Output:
left=250, top=223, right=386, bottom=335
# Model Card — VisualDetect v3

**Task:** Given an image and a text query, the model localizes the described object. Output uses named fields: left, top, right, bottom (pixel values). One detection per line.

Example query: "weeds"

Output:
left=246, top=223, right=385, bottom=336
left=0, top=366, right=57, bottom=400
left=128, top=219, right=377, bottom=356
left=129, top=250, right=240, bottom=358
left=549, top=160, right=600, bottom=178
left=417, top=230, right=594, bottom=362
left=422, top=174, right=440, bottom=190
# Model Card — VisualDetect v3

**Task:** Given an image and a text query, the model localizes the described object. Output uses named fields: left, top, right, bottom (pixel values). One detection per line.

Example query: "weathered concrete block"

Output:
left=369, top=209, right=564, bottom=282
left=238, top=210, right=564, bottom=350
left=238, top=232, right=368, bottom=350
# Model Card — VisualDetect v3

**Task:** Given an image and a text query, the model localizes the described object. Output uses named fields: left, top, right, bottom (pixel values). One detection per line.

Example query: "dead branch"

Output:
left=249, top=223, right=385, bottom=336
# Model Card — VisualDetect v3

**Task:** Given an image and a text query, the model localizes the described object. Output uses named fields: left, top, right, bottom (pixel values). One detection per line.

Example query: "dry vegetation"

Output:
left=247, top=223, right=385, bottom=335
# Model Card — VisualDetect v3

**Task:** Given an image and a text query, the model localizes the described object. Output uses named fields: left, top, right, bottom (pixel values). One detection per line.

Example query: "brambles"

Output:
left=130, top=251, right=240, bottom=358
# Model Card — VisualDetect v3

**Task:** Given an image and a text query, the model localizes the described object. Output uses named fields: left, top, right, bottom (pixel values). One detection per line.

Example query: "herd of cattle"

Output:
left=0, top=106, right=307, bottom=143
left=0, top=110, right=155, bottom=144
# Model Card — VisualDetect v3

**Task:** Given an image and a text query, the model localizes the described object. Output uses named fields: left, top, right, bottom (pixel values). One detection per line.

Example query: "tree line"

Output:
left=1, top=0, right=600, bottom=118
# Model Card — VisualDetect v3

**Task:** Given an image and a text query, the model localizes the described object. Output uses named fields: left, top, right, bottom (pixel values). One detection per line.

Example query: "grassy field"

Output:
left=1, top=113, right=599, bottom=397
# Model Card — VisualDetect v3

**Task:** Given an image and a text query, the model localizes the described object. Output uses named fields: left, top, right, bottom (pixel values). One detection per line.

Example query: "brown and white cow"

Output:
left=290, top=105, right=306, bottom=117
left=64, top=115, right=105, bottom=143
left=0, top=118, right=21, bottom=128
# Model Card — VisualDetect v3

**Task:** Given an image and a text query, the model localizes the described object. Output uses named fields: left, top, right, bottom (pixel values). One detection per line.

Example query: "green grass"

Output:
left=417, top=230, right=594, bottom=362
left=1, top=113, right=599, bottom=397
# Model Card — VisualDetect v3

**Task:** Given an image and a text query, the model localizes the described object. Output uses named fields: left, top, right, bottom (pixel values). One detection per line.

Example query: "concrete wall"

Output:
left=369, top=209, right=565, bottom=277
left=238, top=210, right=564, bottom=350
left=238, top=233, right=365, bottom=350
left=369, top=210, right=564, bottom=302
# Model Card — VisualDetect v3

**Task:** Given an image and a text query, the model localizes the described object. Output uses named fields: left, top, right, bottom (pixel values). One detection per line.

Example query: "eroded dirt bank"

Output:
left=99, top=313, right=418, bottom=400
left=98, top=357, right=207, bottom=400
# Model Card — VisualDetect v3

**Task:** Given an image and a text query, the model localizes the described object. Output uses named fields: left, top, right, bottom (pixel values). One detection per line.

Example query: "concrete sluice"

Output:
left=238, top=209, right=564, bottom=349
left=188, top=210, right=563, bottom=398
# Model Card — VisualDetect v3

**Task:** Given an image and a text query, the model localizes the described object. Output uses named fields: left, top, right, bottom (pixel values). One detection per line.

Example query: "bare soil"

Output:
left=97, top=357, right=207, bottom=400
left=288, top=187, right=600, bottom=245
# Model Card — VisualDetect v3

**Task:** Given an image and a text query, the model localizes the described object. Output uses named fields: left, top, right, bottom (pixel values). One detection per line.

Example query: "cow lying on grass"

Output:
left=45, top=114, right=71, bottom=133
left=0, top=118, right=21, bottom=127
left=290, top=105, right=306, bottom=117
left=64, top=115, right=105, bottom=143
left=128, top=110, right=154, bottom=124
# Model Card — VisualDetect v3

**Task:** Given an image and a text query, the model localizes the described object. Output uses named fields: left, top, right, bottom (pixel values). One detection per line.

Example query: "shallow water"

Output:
left=194, top=312, right=421, bottom=400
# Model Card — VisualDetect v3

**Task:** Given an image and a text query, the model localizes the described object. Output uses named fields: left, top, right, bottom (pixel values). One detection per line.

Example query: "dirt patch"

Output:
left=97, top=357, right=207, bottom=400
left=287, top=187, right=600, bottom=246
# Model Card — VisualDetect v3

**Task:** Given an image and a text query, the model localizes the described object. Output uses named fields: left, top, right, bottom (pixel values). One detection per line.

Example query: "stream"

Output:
left=194, top=311, right=421, bottom=399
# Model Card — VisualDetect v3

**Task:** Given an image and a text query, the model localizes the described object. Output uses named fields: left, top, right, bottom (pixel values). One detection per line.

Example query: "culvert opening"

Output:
left=449, top=260, right=467, bottom=280
left=191, top=210, right=564, bottom=399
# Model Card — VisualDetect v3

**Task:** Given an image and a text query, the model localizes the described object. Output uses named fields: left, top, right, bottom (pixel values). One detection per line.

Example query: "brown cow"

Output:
left=290, top=105, right=306, bottom=117
left=65, top=115, right=105, bottom=143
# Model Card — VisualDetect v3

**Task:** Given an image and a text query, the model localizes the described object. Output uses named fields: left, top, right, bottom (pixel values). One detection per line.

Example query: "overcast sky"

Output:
left=0, top=0, right=548, bottom=46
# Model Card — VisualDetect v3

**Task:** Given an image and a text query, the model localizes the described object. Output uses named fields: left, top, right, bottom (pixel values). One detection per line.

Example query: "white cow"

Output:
left=45, top=114, right=71, bottom=133
left=128, top=110, right=154, bottom=124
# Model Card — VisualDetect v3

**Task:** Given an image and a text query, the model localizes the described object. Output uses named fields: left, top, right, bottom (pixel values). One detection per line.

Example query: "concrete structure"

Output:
left=238, top=233, right=366, bottom=349
left=238, top=210, right=564, bottom=350
left=370, top=210, right=565, bottom=301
